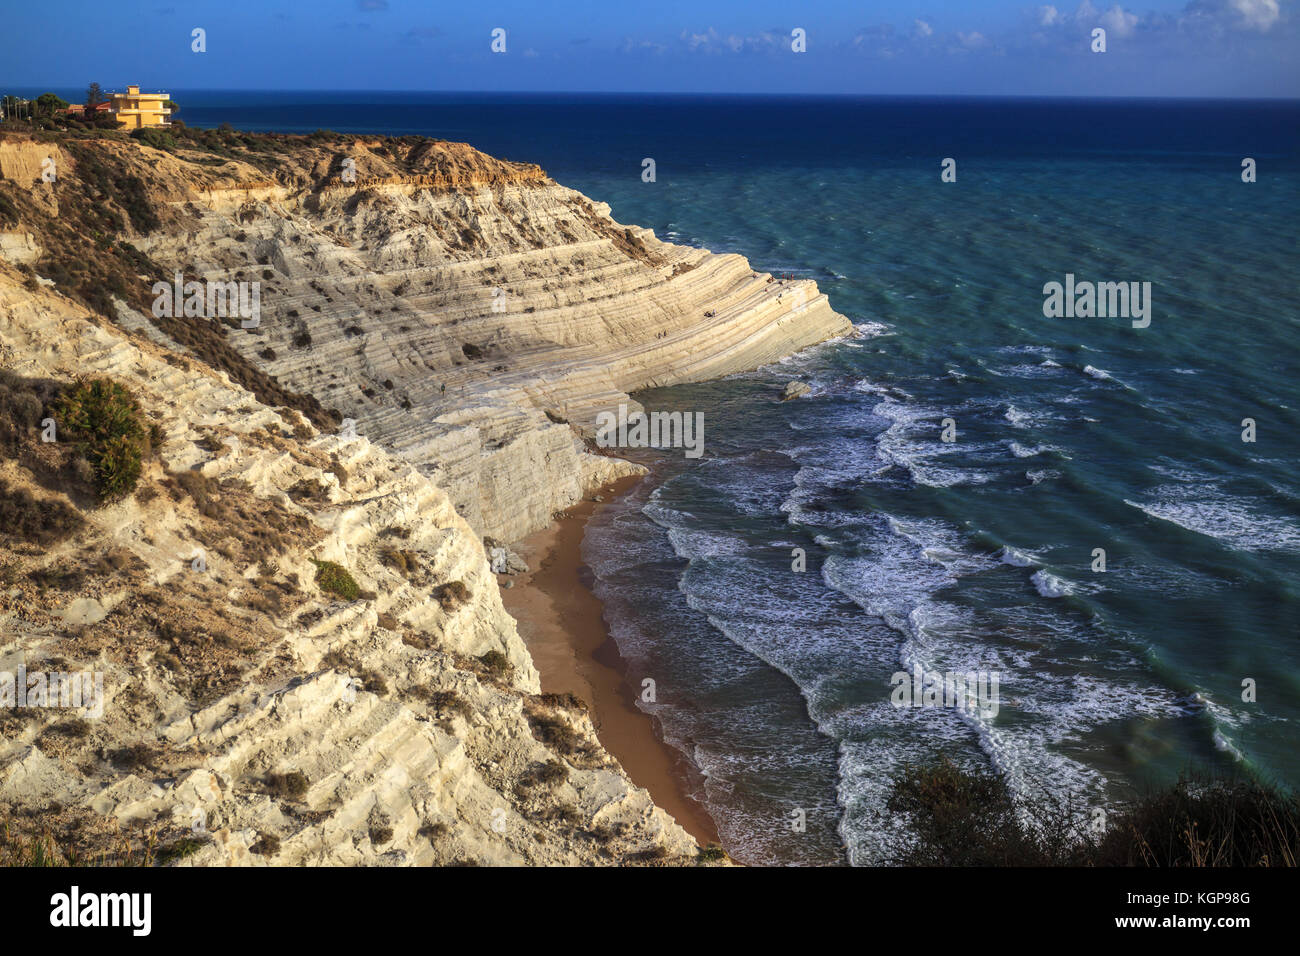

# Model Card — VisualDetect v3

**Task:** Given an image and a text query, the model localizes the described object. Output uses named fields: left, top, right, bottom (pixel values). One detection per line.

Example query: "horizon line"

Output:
left=4, top=87, right=1300, bottom=103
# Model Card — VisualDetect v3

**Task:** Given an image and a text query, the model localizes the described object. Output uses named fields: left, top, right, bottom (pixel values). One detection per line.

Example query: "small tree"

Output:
left=35, top=92, right=69, bottom=116
left=85, top=82, right=103, bottom=108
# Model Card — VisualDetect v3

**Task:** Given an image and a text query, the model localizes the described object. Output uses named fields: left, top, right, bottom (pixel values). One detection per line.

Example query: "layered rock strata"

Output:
left=0, top=129, right=849, bottom=864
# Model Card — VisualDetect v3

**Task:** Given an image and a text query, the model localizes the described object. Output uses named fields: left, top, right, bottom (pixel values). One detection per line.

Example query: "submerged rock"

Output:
left=781, top=380, right=811, bottom=401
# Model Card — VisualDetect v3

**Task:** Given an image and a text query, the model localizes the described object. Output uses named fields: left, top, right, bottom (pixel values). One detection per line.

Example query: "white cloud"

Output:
left=1230, top=0, right=1280, bottom=30
left=683, top=28, right=718, bottom=52
left=678, top=26, right=784, bottom=54
left=914, top=19, right=933, bottom=37
left=1075, top=0, right=1098, bottom=20
left=957, top=30, right=988, bottom=48
left=1100, top=4, right=1139, bottom=37
left=621, top=37, right=667, bottom=54
left=1040, top=5, right=1062, bottom=26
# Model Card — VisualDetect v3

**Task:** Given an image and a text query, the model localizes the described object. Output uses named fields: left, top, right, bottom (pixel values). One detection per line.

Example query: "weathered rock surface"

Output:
left=86, top=134, right=850, bottom=541
left=0, top=270, right=704, bottom=866
left=0, top=129, right=849, bottom=866
left=0, top=231, right=40, bottom=265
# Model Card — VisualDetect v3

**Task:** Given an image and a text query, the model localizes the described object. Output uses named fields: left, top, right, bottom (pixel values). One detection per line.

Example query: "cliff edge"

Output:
left=0, top=127, right=849, bottom=865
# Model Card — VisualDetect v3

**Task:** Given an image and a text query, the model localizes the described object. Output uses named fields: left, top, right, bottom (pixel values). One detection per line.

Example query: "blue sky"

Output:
left=3, top=0, right=1296, bottom=97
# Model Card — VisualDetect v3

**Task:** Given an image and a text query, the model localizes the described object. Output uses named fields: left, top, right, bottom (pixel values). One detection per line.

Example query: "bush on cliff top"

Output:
left=131, top=127, right=177, bottom=153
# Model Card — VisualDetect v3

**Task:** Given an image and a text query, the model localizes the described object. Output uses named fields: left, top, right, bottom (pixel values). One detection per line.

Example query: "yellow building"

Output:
left=110, top=85, right=171, bottom=129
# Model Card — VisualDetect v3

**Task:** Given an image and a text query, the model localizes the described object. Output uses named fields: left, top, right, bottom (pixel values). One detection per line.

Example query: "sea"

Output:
left=95, top=91, right=1300, bottom=864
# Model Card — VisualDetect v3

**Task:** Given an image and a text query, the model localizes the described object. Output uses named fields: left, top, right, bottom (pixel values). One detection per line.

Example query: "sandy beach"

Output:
left=498, top=475, right=721, bottom=847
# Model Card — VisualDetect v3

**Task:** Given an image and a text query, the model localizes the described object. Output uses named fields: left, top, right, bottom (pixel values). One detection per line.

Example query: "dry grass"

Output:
left=435, top=580, right=471, bottom=611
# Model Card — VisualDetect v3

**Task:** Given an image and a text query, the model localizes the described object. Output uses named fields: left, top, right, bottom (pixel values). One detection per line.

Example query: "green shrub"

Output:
left=696, top=844, right=727, bottom=863
left=52, top=378, right=153, bottom=501
left=132, top=127, right=177, bottom=153
left=157, top=836, right=204, bottom=865
left=93, top=433, right=145, bottom=500
left=311, top=559, right=360, bottom=600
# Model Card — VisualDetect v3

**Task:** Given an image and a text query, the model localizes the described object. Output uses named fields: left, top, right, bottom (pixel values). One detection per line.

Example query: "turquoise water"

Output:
left=177, top=94, right=1299, bottom=865
left=565, top=100, right=1300, bottom=865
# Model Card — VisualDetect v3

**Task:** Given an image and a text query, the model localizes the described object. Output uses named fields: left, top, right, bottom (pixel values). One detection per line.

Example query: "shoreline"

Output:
left=498, top=474, right=722, bottom=848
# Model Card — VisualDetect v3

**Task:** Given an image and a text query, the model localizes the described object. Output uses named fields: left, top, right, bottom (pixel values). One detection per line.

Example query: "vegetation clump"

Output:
left=0, top=371, right=52, bottom=449
left=886, top=760, right=1300, bottom=867
left=422, top=689, right=473, bottom=723
left=265, top=771, right=309, bottom=801
left=310, top=559, right=361, bottom=601
left=436, top=580, right=472, bottom=611
left=108, top=744, right=157, bottom=771
left=419, top=821, right=451, bottom=843
left=0, top=825, right=68, bottom=867
left=381, top=548, right=420, bottom=578
left=522, top=700, right=604, bottom=769
left=696, top=843, right=727, bottom=864
left=249, top=832, right=281, bottom=856
left=52, top=378, right=156, bottom=500
left=476, top=649, right=511, bottom=675
left=0, top=479, right=84, bottom=545
left=530, top=760, right=569, bottom=788
left=132, top=127, right=177, bottom=153
left=156, top=836, right=204, bottom=865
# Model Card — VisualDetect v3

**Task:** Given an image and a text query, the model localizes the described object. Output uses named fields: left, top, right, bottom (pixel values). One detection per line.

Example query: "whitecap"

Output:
left=1004, top=404, right=1033, bottom=428
left=1031, top=569, right=1074, bottom=598
left=1000, top=546, right=1038, bottom=568
left=1124, top=487, right=1300, bottom=553
left=1009, top=441, right=1047, bottom=459
left=853, top=321, right=892, bottom=339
